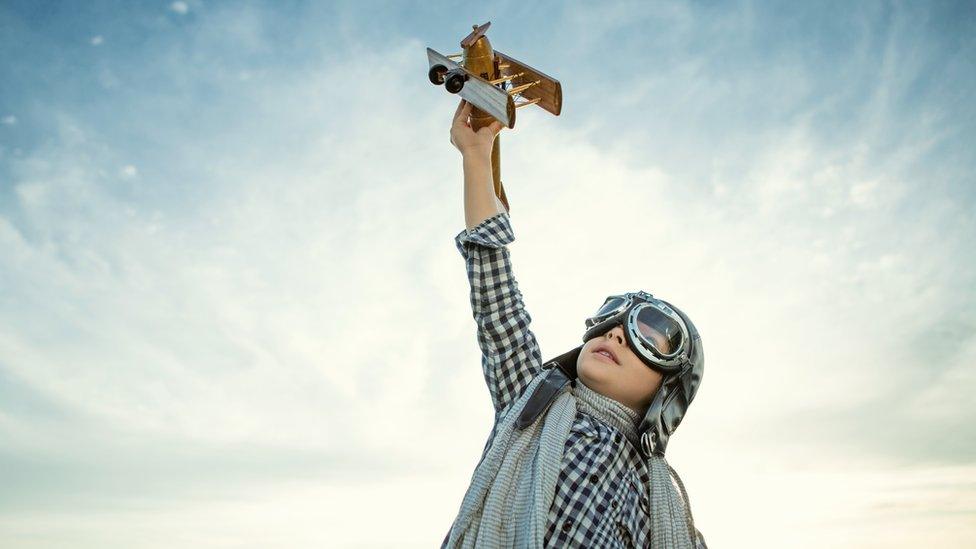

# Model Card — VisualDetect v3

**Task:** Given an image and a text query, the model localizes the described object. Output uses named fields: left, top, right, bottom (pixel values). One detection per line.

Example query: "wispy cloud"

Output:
left=170, top=1, right=189, bottom=16
left=0, top=0, right=973, bottom=547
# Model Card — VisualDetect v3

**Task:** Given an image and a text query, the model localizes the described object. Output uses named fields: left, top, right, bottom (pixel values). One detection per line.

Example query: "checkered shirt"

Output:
left=450, top=212, right=707, bottom=548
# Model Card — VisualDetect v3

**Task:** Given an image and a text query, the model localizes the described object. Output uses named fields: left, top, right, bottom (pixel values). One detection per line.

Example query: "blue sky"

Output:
left=1, top=1, right=974, bottom=547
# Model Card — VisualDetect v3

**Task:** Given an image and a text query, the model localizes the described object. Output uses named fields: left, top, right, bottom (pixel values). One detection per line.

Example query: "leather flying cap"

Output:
left=540, top=297, right=704, bottom=456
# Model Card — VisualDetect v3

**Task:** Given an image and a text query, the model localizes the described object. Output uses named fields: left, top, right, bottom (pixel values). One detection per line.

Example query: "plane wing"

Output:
left=426, top=47, right=516, bottom=128
left=493, top=49, right=562, bottom=116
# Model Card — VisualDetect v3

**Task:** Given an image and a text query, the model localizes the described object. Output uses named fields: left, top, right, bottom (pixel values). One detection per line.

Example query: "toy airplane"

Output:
left=427, top=21, right=562, bottom=212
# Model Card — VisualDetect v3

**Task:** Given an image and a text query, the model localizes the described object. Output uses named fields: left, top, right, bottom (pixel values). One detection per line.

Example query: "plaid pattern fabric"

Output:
left=453, top=212, right=707, bottom=548
left=542, top=413, right=654, bottom=547
left=454, top=211, right=544, bottom=419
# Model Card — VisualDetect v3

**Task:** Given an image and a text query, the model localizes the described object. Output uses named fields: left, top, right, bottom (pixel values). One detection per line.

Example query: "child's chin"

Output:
left=578, top=358, right=611, bottom=383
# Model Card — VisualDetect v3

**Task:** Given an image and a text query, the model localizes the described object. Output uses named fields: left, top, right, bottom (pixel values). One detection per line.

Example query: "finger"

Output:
left=478, top=120, right=505, bottom=137
left=453, top=101, right=473, bottom=128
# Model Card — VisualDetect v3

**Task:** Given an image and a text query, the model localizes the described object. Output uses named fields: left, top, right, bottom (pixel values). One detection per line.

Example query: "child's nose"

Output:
left=606, top=324, right=627, bottom=346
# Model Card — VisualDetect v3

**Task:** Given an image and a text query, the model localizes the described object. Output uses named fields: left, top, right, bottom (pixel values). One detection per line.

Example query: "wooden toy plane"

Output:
left=427, top=21, right=562, bottom=212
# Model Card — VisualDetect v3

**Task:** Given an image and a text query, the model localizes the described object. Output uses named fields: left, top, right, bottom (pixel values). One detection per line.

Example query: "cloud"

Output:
left=119, top=164, right=137, bottom=178
left=170, top=1, right=188, bottom=16
left=0, top=0, right=973, bottom=547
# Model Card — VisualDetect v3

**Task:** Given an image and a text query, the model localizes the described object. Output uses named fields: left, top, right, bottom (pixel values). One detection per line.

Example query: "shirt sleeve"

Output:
left=455, top=211, right=543, bottom=416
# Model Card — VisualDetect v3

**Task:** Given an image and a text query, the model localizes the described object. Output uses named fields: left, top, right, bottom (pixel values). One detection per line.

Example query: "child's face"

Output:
left=576, top=323, right=665, bottom=414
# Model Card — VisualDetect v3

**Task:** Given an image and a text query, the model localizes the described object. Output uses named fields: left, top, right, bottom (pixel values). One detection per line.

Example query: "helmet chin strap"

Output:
left=639, top=357, right=694, bottom=456
left=639, top=378, right=670, bottom=456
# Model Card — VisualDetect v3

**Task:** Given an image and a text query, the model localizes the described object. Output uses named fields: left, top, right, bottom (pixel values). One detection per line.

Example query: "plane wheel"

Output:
left=428, top=64, right=447, bottom=85
left=445, top=71, right=467, bottom=94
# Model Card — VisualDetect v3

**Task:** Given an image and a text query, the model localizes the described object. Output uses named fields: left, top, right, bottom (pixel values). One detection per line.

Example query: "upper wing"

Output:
left=426, top=47, right=516, bottom=128
left=493, top=49, right=563, bottom=116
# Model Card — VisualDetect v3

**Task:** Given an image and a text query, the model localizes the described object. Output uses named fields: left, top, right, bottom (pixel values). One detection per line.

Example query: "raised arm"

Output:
left=455, top=212, right=543, bottom=416
left=449, top=98, right=543, bottom=416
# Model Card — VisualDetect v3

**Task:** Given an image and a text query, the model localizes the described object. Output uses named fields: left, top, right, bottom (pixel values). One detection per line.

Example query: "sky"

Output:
left=1, top=0, right=974, bottom=547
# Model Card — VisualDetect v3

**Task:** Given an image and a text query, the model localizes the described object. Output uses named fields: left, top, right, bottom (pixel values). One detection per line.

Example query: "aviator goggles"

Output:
left=583, top=290, right=691, bottom=375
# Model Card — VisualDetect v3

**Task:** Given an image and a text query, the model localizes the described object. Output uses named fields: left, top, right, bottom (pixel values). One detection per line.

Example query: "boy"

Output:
left=442, top=99, right=707, bottom=549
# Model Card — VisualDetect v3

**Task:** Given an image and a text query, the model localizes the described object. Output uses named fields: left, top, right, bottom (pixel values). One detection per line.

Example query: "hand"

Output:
left=450, top=99, right=505, bottom=158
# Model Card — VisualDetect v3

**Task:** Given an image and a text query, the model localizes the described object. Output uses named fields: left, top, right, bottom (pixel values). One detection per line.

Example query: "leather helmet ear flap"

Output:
left=637, top=375, right=678, bottom=456
left=639, top=380, right=668, bottom=434
left=542, top=345, right=582, bottom=379
left=639, top=299, right=704, bottom=455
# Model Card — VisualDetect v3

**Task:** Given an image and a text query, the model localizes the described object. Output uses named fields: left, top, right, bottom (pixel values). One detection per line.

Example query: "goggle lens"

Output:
left=635, top=305, right=683, bottom=356
left=594, top=296, right=627, bottom=318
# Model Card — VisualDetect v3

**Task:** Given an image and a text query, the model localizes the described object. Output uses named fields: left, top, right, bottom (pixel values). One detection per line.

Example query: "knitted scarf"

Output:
left=444, top=372, right=695, bottom=548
